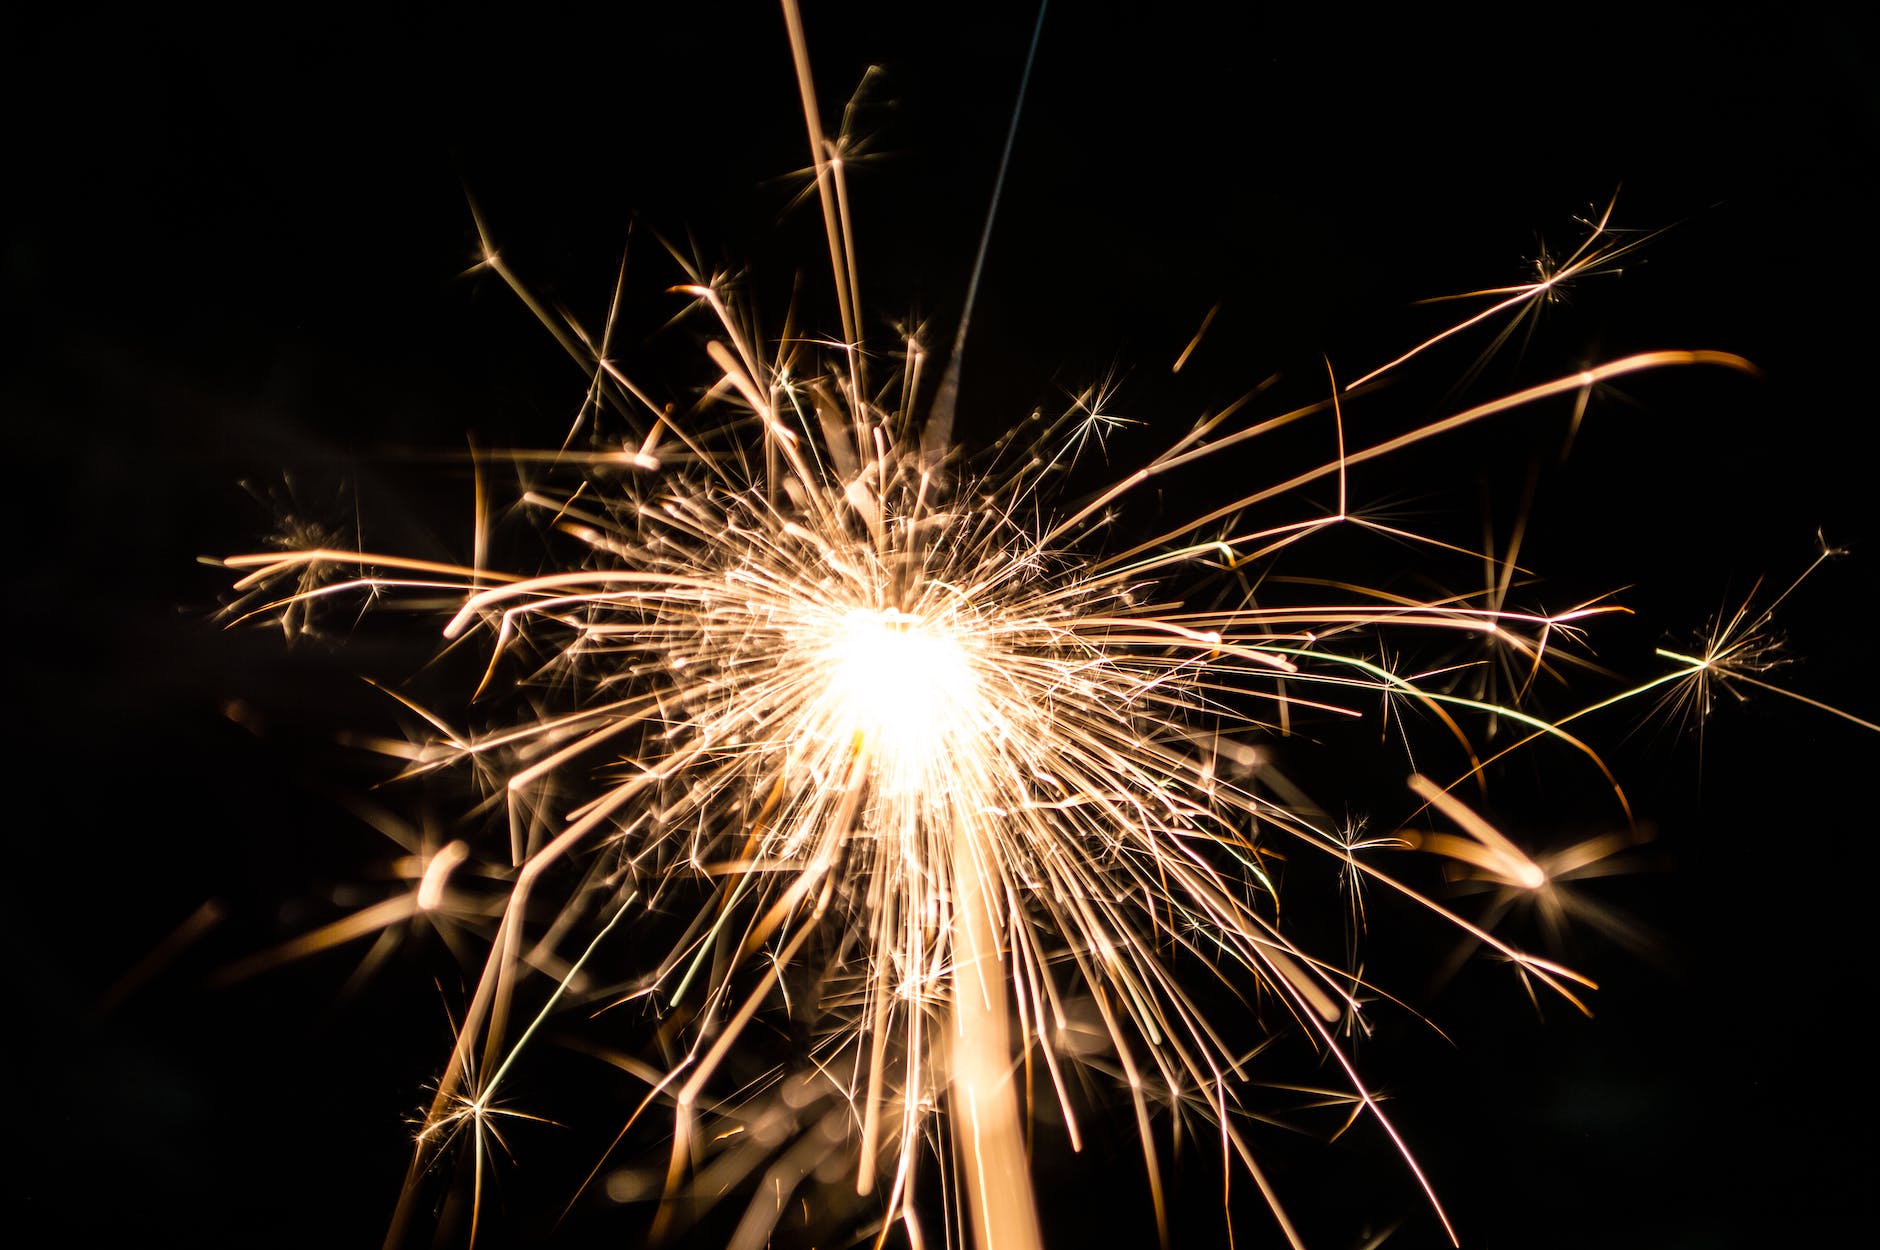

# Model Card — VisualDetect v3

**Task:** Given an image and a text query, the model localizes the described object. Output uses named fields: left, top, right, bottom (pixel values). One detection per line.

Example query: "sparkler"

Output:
left=207, top=8, right=1871, bottom=1250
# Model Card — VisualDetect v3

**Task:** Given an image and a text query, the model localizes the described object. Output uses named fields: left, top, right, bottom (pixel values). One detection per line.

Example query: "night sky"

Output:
left=11, top=5, right=1878, bottom=1248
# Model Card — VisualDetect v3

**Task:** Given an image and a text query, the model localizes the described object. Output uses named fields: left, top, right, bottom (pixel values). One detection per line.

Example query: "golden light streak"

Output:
left=949, top=823, right=1044, bottom=1250
left=1405, top=774, right=1546, bottom=890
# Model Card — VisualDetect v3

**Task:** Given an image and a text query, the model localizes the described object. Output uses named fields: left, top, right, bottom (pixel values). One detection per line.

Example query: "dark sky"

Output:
left=11, top=5, right=1878, bottom=1249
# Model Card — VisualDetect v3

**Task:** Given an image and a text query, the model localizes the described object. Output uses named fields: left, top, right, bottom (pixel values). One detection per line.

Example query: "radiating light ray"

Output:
left=221, top=255, right=1708, bottom=1245
left=208, top=11, right=1875, bottom=1250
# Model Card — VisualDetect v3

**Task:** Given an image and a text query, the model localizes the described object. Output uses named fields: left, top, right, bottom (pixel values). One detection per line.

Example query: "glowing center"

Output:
left=825, top=607, right=974, bottom=776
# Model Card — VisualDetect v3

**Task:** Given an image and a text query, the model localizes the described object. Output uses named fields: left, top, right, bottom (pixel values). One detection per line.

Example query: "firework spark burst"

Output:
left=204, top=9, right=1872, bottom=1250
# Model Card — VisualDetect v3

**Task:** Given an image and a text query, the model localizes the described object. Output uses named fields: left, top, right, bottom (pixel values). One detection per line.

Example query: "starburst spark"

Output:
left=210, top=13, right=1783, bottom=1250
left=220, top=295, right=1749, bottom=1250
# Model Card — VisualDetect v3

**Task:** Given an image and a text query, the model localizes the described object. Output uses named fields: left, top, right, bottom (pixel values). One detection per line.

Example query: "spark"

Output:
left=205, top=10, right=1876, bottom=1250
left=1652, top=538, right=1880, bottom=738
left=219, top=260, right=1746, bottom=1247
left=1347, top=192, right=1660, bottom=393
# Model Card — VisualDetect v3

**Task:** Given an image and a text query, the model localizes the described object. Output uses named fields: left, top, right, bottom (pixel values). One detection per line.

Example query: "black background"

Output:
left=11, top=4, right=1878, bottom=1248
